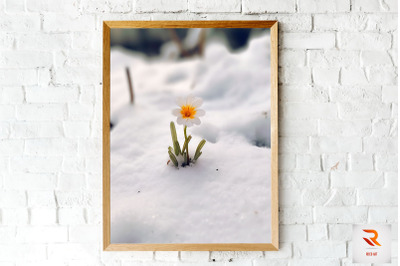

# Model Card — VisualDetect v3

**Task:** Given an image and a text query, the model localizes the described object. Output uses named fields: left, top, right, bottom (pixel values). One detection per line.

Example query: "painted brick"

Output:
left=27, top=0, right=80, bottom=12
left=25, top=86, right=80, bottom=103
left=280, top=67, right=311, bottom=85
left=10, top=156, right=63, bottom=173
left=0, top=51, right=52, bottom=68
left=308, top=50, right=359, bottom=67
left=24, top=139, right=78, bottom=156
left=0, top=191, right=26, bottom=208
left=0, top=244, right=46, bottom=260
left=293, top=241, right=346, bottom=258
left=5, top=0, right=24, bottom=12
left=349, top=153, right=373, bottom=171
left=16, top=104, right=67, bottom=121
left=312, top=68, right=340, bottom=86
left=375, top=153, right=397, bottom=171
left=1, top=208, right=29, bottom=225
left=382, top=85, right=398, bottom=103
left=58, top=173, right=87, bottom=190
left=361, top=51, right=393, bottom=66
left=315, top=206, right=368, bottom=223
left=0, top=139, right=24, bottom=155
left=0, top=87, right=24, bottom=104
left=260, top=14, right=312, bottom=32
left=331, top=172, right=384, bottom=188
left=16, top=33, right=72, bottom=50
left=43, top=14, right=96, bottom=32
left=30, top=208, right=57, bottom=225
left=338, top=32, right=391, bottom=50
left=311, top=137, right=362, bottom=153
left=0, top=69, right=37, bottom=86
left=0, top=105, right=16, bottom=121
left=242, top=0, right=295, bottom=13
left=27, top=191, right=56, bottom=207
left=280, top=207, right=313, bottom=224
left=279, top=172, right=329, bottom=189
left=363, top=137, right=397, bottom=153
left=180, top=251, right=209, bottom=262
left=280, top=119, right=318, bottom=137
left=58, top=208, right=86, bottom=225
left=135, top=0, right=187, bottom=13
left=340, top=68, right=368, bottom=85
left=280, top=189, right=303, bottom=206
left=63, top=121, right=91, bottom=138
left=298, top=0, right=350, bottom=12
left=16, top=226, right=68, bottom=243
left=282, top=33, right=335, bottom=49
left=154, top=251, right=179, bottom=261
left=328, top=224, right=353, bottom=241
left=338, top=102, right=391, bottom=120
left=282, top=103, right=337, bottom=119
left=353, top=0, right=397, bottom=12
left=11, top=122, right=64, bottom=139
left=307, top=224, right=328, bottom=241
left=188, top=0, right=240, bottom=12
left=55, top=191, right=93, bottom=207
left=366, top=66, right=397, bottom=85
left=280, top=225, right=307, bottom=242
left=279, top=49, right=306, bottom=67
left=0, top=14, right=41, bottom=32
left=48, top=243, right=97, bottom=260
left=4, top=173, right=56, bottom=190
left=369, top=207, right=398, bottom=223
left=295, top=154, right=321, bottom=171
left=319, top=120, right=371, bottom=137
left=358, top=188, right=397, bottom=205
left=69, top=225, right=101, bottom=242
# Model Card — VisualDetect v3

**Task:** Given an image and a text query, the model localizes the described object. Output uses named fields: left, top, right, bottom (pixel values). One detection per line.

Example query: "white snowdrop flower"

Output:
left=172, top=95, right=205, bottom=127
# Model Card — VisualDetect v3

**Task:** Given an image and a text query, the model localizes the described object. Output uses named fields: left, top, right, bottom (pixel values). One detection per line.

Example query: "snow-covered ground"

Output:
left=110, top=31, right=272, bottom=243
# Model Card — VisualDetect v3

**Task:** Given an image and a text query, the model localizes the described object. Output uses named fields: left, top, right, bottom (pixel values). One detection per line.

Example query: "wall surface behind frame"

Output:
left=0, top=0, right=397, bottom=265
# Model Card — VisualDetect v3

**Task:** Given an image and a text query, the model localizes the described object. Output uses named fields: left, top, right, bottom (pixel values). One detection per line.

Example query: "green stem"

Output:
left=184, top=126, right=189, bottom=164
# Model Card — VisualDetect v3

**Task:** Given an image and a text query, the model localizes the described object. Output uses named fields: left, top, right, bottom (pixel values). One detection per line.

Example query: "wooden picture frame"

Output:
left=103, top=21, right=279, bottom=251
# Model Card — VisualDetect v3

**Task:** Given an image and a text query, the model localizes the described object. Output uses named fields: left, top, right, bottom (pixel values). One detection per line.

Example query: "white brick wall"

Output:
left=0, top=0, right=397, bottom=264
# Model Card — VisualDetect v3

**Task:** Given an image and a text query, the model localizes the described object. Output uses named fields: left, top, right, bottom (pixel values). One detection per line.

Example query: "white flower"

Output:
left=172, top=95, right=205, bottom=127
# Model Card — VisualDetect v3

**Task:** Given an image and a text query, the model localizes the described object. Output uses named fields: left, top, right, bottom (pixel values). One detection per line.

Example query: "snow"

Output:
left=110, top=31, right=272, bottom=243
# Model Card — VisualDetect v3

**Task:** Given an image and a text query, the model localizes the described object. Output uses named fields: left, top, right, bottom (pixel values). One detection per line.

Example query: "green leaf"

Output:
left=182, top=135, right=192, bottom=155
left=168, top=150, right=178, bottom=167
left=170, top=121, right=180, bottom=155
left=194, top=151, right=202, bottom=161
left=168, top=146, right=174, bottom=154
left=194, top=139, right=206, bottom=161
left=173, top=140, right=181, bottom=156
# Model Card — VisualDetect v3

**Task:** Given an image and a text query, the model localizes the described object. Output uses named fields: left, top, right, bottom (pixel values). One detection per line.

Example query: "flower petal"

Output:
left=184, top=119, right=193, bottom=127
left=176, top=97, right=185, bottom=107
left=195, top=109, right=205, bottom=117
left=172, top=108, right=181, bottom=116
left=186, top=94, right=194, bottom=105
left=177, top=117, right=184, bottom=125
left=192, top=117, right=201, bottom=125
left=191, top=97, right=203, bottom=108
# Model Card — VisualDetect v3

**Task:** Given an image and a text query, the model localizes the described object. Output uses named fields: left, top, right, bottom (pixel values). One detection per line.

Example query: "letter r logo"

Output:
left=363, top=229, right=381, bottom=247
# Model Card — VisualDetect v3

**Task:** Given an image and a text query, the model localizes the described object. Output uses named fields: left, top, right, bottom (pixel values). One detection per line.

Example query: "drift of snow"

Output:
left=110, top=32, right=272, bottom=243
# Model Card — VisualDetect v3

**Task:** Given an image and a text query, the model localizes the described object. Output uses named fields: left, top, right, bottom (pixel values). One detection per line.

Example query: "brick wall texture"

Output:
left=0, top=0, right=397, bottom=265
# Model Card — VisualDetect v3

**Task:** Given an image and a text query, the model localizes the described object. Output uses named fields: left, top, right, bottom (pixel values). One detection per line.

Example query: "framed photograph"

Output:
left=103, top=21, right=278, bottom=251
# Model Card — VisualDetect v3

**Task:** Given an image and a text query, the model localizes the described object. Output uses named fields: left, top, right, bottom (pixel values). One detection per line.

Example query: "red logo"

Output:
left=363, top=229, right=381, bottom=247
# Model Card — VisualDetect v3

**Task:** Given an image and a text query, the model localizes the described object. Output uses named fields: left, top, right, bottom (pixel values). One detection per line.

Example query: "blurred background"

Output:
left=110, top=28, right=268, bottom=59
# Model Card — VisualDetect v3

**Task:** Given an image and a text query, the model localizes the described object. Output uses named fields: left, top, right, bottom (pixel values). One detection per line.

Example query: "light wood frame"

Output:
left=103, top=21, right=279, bottom=251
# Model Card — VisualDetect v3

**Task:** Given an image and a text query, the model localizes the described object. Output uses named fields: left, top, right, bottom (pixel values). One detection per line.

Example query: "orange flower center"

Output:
left=180, top=105, right=196, bottom=119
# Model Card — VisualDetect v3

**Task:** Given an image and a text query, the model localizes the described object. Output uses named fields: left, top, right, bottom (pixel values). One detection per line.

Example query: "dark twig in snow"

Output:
left=125, top=67, right=134, bottom=104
